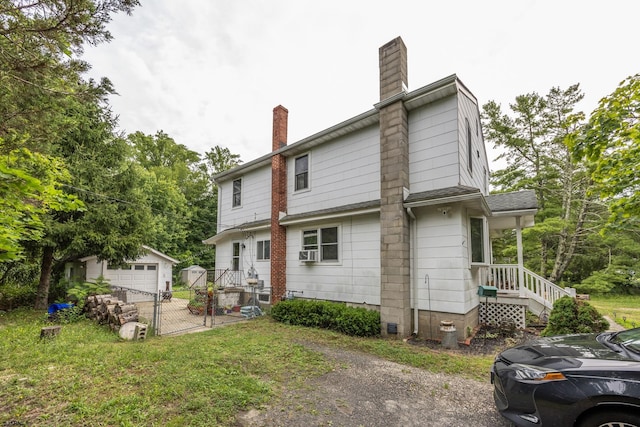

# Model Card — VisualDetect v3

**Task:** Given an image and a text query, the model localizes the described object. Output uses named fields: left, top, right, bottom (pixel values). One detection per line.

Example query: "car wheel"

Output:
left=579, top=410, right=640, bottom=427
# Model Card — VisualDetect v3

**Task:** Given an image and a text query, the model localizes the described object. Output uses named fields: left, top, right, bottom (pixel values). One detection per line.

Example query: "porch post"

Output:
left=516, top=216, right=526, bottom=297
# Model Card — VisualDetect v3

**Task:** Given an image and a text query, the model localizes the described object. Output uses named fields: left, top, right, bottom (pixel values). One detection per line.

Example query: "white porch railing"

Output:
left=487, top=264, right=575, bottom=311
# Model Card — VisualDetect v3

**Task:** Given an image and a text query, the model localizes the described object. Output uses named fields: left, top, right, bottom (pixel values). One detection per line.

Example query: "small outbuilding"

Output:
left=68, top=246, right=179, bottom=302
left=180, top=265, right=207, bottom=288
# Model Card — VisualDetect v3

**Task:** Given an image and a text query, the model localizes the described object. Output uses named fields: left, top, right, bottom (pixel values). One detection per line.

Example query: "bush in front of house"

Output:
left=271, top=299, right=380, bottom=337
left=541, top=296, right=609, bottom=336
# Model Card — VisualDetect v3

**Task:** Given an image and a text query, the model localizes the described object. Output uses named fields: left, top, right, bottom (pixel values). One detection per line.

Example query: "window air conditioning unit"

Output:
left=299, top=250, right=318, bottom=262
left=257, top=292, right=270, bottom=303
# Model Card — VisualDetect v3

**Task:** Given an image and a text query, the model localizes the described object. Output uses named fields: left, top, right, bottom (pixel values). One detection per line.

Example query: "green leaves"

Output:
left=576, top=74, right=640, bottom=228
left=0, top=147, right=84, bottom=261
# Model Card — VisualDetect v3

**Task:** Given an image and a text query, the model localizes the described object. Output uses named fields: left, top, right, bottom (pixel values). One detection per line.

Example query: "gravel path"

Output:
left=236, top=343, right=511, bottom=427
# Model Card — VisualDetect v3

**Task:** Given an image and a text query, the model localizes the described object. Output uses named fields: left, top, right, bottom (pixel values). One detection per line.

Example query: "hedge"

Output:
left=271, top=299, right=380, bottom=337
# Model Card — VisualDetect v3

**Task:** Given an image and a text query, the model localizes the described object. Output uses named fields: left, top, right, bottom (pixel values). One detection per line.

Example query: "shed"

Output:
left=180, top=265, right=207, bottom=288
left=79, top=246, right=179, bottom=302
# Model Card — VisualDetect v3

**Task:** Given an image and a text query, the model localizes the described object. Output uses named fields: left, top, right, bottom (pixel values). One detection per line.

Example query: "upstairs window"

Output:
left=466, top=118, right=473, bottom=173
left=232, top=178, right=242, bottom=207
left=295, top=154, right=309, bottom=191
left=257, top=240, right=271, bottom=260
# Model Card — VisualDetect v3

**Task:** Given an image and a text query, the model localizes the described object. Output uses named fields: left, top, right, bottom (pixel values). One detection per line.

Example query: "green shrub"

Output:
left=271, top=299, right=380, bottom=337
left=0, top=282, right=36, bottom=310
left=66, top=276, right=111, bottom=306
left=541, top=296, right=609, bottom=336
left=47, top=305, right=85, bottom=324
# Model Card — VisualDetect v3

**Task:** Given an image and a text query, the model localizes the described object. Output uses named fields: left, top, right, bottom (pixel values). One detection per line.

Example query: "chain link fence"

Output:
left=110, top=285, right=251, bottom=337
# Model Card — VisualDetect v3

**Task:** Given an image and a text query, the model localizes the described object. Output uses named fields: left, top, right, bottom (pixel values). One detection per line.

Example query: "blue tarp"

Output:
left=48, top=303, right=74, bottom=314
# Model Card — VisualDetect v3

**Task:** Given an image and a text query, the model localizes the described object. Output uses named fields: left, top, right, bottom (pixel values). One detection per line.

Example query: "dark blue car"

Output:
left=491, top=328, right=640, bottom=426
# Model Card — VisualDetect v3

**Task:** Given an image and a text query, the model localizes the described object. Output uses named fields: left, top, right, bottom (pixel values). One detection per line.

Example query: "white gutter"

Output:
left=406, top=207, right=418, bottom=336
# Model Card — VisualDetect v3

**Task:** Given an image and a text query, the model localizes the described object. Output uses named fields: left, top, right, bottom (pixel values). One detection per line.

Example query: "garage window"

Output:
left=147, top=265, right=156, bottom=270
left=134, top=265, right=145, bottom=271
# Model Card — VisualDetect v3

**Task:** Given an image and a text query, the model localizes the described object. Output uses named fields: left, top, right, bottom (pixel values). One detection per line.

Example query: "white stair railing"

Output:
left=488, top=264, right=574, bottom=310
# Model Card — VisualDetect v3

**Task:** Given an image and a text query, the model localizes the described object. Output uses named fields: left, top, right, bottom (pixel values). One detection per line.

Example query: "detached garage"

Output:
left=81, top=246, right=179, bottom=302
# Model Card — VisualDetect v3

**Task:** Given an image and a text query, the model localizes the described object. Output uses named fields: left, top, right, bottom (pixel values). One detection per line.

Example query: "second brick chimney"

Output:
left=271, top=105, right=288, bottom=303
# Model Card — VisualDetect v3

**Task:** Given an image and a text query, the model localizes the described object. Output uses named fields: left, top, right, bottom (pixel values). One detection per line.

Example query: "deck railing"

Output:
left=206, top=269, right=244, bottom=288
left=488, top=264, right=574, bottom=310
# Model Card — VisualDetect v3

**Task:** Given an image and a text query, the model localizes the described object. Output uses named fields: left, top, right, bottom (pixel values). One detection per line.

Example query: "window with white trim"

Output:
left=257, top=240, right=270, bottom=260
left=232, top=242, right=241, bottom=271
left=302, top=226, right=338, bottom=262
left=295, top=154, right=309, bottom=191
left=232, top=178, right=242, bottom=207
left=466, top=118, right=473, bottom=173
left=470, top=217, right=485, bottom=264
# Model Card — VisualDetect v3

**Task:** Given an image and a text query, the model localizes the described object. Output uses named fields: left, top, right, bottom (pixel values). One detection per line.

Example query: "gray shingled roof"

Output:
left=486, top=190, right=537, bottom=212
left=404, top=185, right=480, bottom=204
left=280, top=200, right=380, bottom=223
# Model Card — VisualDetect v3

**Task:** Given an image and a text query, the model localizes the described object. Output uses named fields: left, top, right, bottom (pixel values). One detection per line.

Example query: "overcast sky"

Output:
left=82, top=0, right=639, bottom=171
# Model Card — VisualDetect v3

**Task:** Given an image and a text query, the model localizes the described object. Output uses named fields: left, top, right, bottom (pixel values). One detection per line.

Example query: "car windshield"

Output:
left=611, top=328, right=640, bottom=354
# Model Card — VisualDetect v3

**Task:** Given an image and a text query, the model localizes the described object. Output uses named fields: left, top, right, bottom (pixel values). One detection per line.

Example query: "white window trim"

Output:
left=232, top=178, right=243, bottom=209
left=466, top=118, right=473, bottom=174
left=469, top=216, right=489, bottom=267
left=257, top=240, right=271, bottom=261
left=293, top=152, right=311, bottom=194
left=300, top=225, right=341, bottom=264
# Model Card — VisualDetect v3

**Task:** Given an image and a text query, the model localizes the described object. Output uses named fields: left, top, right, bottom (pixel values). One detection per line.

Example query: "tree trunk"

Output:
left=34, top=246, right=55, bottom=310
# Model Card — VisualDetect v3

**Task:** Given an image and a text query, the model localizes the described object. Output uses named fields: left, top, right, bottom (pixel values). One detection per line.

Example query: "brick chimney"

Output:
left=271, top=105, right=288, bottom=303
left=378, top=37, right=411, bottom=337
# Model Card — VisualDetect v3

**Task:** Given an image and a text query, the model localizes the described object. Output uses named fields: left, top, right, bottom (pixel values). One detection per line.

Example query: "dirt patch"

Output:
left=235, top=339, right=513, bottom=427
left=408, top=324, right=543, bottom=356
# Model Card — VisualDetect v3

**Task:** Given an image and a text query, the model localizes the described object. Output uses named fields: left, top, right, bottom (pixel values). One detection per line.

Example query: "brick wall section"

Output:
left=378, top=37, right=412, bottom=337
left=271, top=105, right=288, bottom=303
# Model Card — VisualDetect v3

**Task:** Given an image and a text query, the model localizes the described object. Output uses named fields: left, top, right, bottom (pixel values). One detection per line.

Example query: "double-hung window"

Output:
left=295, top=154, right=309, bottom=191
left=232, top=178, right=242, bottom=207
left=466, top=118, right=473, bottom=173
left=302, top=226, right=338, bottom=262
left=257, top=240, right=271, bottom=260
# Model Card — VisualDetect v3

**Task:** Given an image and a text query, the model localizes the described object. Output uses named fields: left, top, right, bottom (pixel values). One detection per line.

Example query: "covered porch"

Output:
left=484, top=191, right=575, bottom=326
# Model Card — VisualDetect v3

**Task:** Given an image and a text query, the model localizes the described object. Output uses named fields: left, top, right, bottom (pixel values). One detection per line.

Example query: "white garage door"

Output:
left=104, top=264, right=158, bottom=302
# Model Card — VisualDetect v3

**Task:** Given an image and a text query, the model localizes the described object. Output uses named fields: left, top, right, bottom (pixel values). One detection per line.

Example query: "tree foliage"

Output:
left=573, top=74, right=640, bottom=229
left=483, top=85, right=598, bottom=283
left=0, top=1, right=247, bottom=309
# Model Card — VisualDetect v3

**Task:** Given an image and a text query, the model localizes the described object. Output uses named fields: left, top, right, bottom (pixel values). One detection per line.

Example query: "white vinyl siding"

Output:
left=287, top=215, right=380, bottom=305
left=408, top=97, right=460, bottom=192
left=288, top=125, right=379, bottom=215
left=412, top=206, right=475, bottom=314
left=458, top=88, right=489, bottom=193
left=217, top=165, right=271, bottom=231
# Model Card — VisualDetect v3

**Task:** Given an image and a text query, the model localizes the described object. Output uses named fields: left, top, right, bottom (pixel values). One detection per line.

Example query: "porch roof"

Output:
left=202, top=219, right=270, bottom=245
left=486, top=190, right=537, bottom=230
left=279, top=200, right=380, bottom=225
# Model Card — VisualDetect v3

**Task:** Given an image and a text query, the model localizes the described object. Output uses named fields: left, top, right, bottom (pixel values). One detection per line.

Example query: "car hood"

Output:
left=499, top=333, right=631, bottom=369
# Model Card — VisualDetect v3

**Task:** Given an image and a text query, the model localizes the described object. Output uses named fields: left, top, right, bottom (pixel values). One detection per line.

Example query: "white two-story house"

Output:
left=204, top=37, right=571, bottom=340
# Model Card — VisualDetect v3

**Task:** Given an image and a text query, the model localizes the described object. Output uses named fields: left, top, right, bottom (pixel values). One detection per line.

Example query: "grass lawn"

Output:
left=588, top=294, right=640, bottom=329
left=0, top=309, right=494, bottom=427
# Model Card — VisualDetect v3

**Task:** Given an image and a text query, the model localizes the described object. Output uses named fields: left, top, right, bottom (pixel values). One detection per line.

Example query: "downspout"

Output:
left=407, top=207, right=418, bottom=336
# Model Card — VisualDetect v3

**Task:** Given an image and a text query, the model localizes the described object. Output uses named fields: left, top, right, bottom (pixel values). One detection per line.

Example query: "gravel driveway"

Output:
left=237, top=342, right=512, bottom=427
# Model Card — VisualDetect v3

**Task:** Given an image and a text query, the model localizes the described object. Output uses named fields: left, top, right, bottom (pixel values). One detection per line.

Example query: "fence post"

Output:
left=153, top=291, right=159, bottom=336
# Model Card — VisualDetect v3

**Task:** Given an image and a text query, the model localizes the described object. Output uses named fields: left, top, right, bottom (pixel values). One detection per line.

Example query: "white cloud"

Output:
left=83, top=0, right=640, bottom=168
